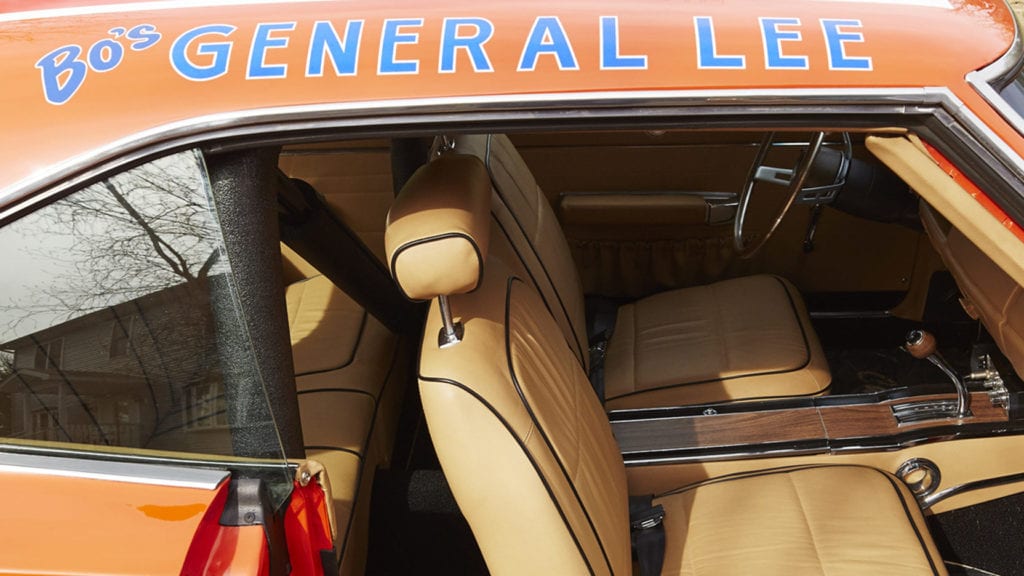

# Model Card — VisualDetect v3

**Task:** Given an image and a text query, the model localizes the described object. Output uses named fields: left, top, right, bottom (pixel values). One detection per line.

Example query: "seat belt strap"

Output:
left=587, top=299, right=618, bottom=402
left=589, top=334, right=610, bottom=401
left=629, top=495, right=666, bottom=576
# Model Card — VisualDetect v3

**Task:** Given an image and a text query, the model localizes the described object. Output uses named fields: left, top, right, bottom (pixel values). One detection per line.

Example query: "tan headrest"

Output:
left=385, top=154, right=492, bottom=301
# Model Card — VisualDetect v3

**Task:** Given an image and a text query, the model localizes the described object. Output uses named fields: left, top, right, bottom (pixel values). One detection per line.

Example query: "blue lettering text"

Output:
left=36, top=45, right=88, bottom=105
left=694, top=16, right=744, bottom=69
left=307, top=20, right=363, bottom=76
left=599, top=16, right=646, bottom=70
left=760, top=18, right=808, bottom=69
left=378, top=19, right=422, bottom=75
left=126, top=24, right=162, bottom=51
left=518, top=16, right=578, bottom=71
left=439, top=18, right=494, bottom=73
left=821, top=19, right=871, bottom=70
left=87, top=38, right=124, bottom=72
left=247, top=22, right=295, bottom=79
left=170, top=24, right=236, bottom=81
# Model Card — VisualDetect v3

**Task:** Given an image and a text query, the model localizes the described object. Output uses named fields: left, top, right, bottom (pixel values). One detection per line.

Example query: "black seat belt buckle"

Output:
left=630, top=504, right=665, bottom=531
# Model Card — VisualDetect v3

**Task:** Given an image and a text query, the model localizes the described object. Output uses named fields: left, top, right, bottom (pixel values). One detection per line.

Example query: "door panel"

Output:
left=512, top=131, right=924, bottom=301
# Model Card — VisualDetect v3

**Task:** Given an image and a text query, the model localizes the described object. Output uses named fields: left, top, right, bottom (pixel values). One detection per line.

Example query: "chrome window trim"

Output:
left=0, top=451, right=230, bottom=489
left=966, top=6, right=1024, bottom=137
left=3, top=86, right=1023, bottom=222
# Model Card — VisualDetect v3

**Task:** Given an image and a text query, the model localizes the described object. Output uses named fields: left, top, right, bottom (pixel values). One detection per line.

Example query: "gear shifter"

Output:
left=905, top=330, right=971, bottom=418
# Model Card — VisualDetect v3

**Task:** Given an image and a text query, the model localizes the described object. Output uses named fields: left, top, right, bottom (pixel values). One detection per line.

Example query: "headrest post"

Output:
left=437, top=294, right=464, bottom=348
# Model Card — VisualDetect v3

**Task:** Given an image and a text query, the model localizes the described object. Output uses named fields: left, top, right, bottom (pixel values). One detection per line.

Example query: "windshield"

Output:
left=0, top=150, right=288, bottom=478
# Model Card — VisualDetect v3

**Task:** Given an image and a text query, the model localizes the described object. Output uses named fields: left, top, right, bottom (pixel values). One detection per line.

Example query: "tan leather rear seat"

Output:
left=283, top=245, right=408, bottom=575
left=446, top=134, right=830, bottom=409
left=384, top=156, right=946, bottom=575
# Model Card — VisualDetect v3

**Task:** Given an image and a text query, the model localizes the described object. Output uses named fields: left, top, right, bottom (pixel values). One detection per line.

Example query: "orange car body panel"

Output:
left=0, top=0, right=1019, bottom=195
left=0, top=467, right=228, bottom=574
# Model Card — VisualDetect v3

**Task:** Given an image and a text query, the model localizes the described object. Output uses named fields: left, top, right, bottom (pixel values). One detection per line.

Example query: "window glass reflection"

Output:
left=0, top=151, right=279, bottom=460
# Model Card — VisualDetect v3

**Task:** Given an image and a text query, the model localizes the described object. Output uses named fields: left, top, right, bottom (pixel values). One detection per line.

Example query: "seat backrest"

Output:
left=449, top=134, right=591, bottom=373
left=921, top=202, right=1024, bottom=377
left=385, top=155, right=631, bottom=575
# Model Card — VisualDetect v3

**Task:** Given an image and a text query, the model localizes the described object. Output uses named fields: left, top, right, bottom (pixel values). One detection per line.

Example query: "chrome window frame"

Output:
left=3, top=87, right=1024, bottom=223
left=967, top=7, right=1024, bottom=138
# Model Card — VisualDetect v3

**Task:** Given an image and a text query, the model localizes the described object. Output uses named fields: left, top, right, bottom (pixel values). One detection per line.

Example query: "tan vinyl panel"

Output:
left=867, top=135, right=1024, bottom=378
left=921, top=203, right=1024, bottom=377
left=559, top=193, right=708, bottom=230
left=515, top=131, right=921, bottom=299
left=281, top=243, right=321, bottom=284
left=604, top=275, right=830, bottom=409
left=866, top=135, right=1024, bottom=289
left=657, top=466, right=945, bottom=576
left=452, top=134, right=591, bottom=372
left=418, top=259, right=631, bottom=575
left=279, top=142, right=393, bottom=263
left=286, top=275, right=365, bottom=376
left=385, top=155, right=491, bottom=301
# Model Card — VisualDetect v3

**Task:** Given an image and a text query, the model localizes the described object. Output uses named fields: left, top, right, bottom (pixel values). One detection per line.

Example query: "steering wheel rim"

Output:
left=733, top=131, right=826, bottom=259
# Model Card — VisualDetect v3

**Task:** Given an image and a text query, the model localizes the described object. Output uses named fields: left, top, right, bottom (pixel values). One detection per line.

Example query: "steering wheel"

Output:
left=733, top=131, right=826, bottom=259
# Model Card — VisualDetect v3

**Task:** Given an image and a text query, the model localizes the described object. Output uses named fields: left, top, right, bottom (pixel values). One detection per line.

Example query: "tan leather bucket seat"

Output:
left=383, top=156, right=946, bottom=575
left=443, top=134, right=830, bottom=409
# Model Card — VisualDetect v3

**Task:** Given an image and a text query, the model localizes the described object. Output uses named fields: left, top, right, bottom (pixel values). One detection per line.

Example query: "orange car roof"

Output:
left=0, top=0, right=1017, bottom=196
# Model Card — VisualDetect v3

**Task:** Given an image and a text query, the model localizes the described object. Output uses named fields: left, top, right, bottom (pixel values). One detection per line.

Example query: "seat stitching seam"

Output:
left=606, top=276, right=823, bottom=402
left=874, top=470, right=942, bottom=575
left=419, top=374, right=598, bottom=576
left=482, top=134, right=589, bottom=372
left=504, top=276, right=616, bottom=575
left=789, top=474, right=828, bottom=576
left=323, top=340, right=402, bottom=564
left=293, top=309, right=367, bottom=376
left=710, top=284, right=730, bottom=377
left=631, top=306, right=638, bottom=396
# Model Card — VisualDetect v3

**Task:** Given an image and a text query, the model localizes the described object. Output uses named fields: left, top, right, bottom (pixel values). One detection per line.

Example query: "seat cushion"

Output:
left=656, top=465, right=947, bottom=576
left=603, top=275, right=830, bottom=409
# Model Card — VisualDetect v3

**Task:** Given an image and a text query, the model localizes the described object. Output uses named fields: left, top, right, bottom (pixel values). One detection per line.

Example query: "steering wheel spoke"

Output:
left=733, top=131, right=827, bottom=259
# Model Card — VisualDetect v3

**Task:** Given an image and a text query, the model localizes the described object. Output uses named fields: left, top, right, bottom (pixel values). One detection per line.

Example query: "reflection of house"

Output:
left=0, top=280, right=231, bottom=455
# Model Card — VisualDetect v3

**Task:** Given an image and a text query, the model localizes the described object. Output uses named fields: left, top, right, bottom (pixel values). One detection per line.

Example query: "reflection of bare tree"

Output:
left=4, top=153, right=219, bottom=329
left=0, top=352, right=12, bottom=382
left=0, top=151, right=234, bottom=455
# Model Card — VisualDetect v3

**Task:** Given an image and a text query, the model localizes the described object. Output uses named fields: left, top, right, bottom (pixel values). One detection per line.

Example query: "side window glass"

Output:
left=0, top=151, right=277, bottom=459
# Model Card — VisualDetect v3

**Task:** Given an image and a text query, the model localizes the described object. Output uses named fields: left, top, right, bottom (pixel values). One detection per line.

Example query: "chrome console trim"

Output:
left=923, top=470, right=1024, bottom=508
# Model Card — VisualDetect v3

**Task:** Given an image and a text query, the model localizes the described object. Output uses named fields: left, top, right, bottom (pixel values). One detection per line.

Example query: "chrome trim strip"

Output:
left=0, top=87, right=936, bottom=217
left=560, top=190, right=736, bottom=200
left=966, top=5, right=1024, bottom=136
left=0, top=0, right=339, bottom=23
left=971, top=4, right=1023, bottom=88
left=624, top=446, right=829, bottom=466
left=808, top=310, right=892, bottom=320
left=967, top=70, right=1024, bottom=140
left=922, top=470, right=1024, bottom=508
left=3, top=86, right=1024, bottom=223
left=0, top=451, right=230, bottom=490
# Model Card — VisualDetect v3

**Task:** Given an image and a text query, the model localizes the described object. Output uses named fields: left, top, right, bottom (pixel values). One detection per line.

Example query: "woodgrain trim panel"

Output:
left=612, top=391, right=1008, bottom=459
left=820, top=392, right=1006, bottom=440
left=615, top=408, right=824, bottom=455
